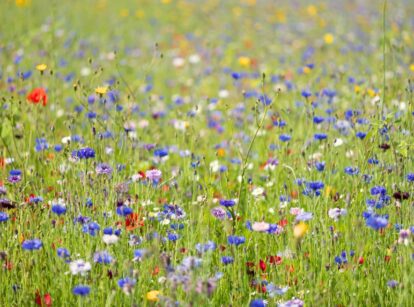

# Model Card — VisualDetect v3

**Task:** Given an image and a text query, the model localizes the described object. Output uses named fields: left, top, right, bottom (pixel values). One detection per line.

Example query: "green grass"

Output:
left=0, top=0, right=413, bottom=306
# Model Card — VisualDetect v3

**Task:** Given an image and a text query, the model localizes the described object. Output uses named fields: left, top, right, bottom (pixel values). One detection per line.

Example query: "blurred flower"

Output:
left=118, top=277, right=136, bottom=295
left=146, top=290, right=160, bottom=302
left=293, top=222, right=308, bottom=238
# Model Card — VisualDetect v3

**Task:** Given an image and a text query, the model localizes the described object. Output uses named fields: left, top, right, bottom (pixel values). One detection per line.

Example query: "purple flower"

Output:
left=387, top=280, right=398, bottom=288
left=211, top=207, right=227, bottom=220
left=295, top=212, right=313, bottom=222
left=96, top=163, right=113, bottom=175
left=145, top=169, right=162, bottom=181
left=8, top=175, right=21, bottom=184
left=278, top=298, right=304, bottom=307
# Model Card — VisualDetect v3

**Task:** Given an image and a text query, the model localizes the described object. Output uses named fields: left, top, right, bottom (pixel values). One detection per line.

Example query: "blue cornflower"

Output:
left=9, top=170, right=22, bottom=176
left=221, top=256, right=234, bottom=265
left=301, top=90, right=312, bottom=98
left=219, top=199, right=236, bottom=208
left=306, top=181, right=324, bottom=191
left=86, top=112, right=96, bottom=119
left=52, top=204, right=67, bottom=215
left=72, top=285, right=90, bottom=296
left=93, top=251, right=113, bottom=264
left=407, top=173, right=414, bottom=182
left=279, top=134, right=291, bottom=142
left=74, top=215, right=91, bottom=224
left=231, top=72, right=241, bottom=80
left=314, top=133, right=327, bottom=140
left=368, top=158, right=379, bottom=165
left=57, top=247, right=70, bottom=259
left=118, top=277, right=136, bottom=289
left=54, top=144, right=63, bottom=152
left=103, top=227, right=114, bottom=235
left=315, top=161, right=325, bottom=171
left=85, top=198, right=93, bottom=208
left=22, top=239, right=43, bottom=250
left=356, top=131, right=367, bottom=139
left=227, top=235, right=245, bottom=246
left=259, top=94, right=272, bottom=106
left=365, top=214, right=388, bottom=230
left=0, top=212, right=9, bottom=222
left=250, top=299, right=267, bottom=307
left=371, top=186, right=386, bottom=196
left=154, top=148, right=168, bottom=157
left=72, top=147, right=95, bottom=159
left=82, top=222, right=100, bottom=236
left=167, top=233, right=180, bottom=241
left=170, top=223, right=184, bottom=230
left=116, top=206, right=133, bottom=216
left=133, top=249, right=148, bottom=260
left=313, top=116, right=324, bottom=124
left=35, top=138, right=49, bottom=152
left=344, top=166, right=359, bottom=175
left=195, top=241, right=216, bottom=253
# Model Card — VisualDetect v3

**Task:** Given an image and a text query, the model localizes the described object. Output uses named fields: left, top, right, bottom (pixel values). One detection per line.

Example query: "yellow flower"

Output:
left=294, top=222, right=308, bottom=238
left=36, top=64, right=47, bottom=72
left=307, top=5, right=318, bottom=16
left=135, top=9, right=145, bottom=19
left=409, top=64, right=414, bottom=72
left=95, top=86, right=108, bottom=95
left=275, top=10, right=286, bottom=23
left=146, top=290, right=160, bottom=302
left=303, top=66, right=311, bottom=74
left=238, top=56, right=251, bottom=68
left=119, top=9, right=129, bottom=17
left=323, top=33, right=334, bottom=44
left=15, top=0, right=31, bottom=7
left=367, top=88, right=376, bottom=97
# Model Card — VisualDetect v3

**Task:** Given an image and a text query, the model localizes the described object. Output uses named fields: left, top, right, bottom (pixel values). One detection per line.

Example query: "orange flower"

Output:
left=125, top=212, right=144, bottom=231
left=27, top=88, right=47, bottom=106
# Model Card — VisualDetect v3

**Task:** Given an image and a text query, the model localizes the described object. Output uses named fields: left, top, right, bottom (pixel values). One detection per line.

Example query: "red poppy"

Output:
left=125, top=212, right=144, bottom=231
left=268, top=255, right=283, bottom=265
left=35, top=291, right=52, bottom=306
left=27, top=88, right=47, bottom=106
left=259, top=259, right=267, bottom=272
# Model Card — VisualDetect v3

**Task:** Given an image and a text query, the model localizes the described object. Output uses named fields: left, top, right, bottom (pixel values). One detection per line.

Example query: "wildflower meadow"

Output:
left=0, top=0, right=413, bottom=306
